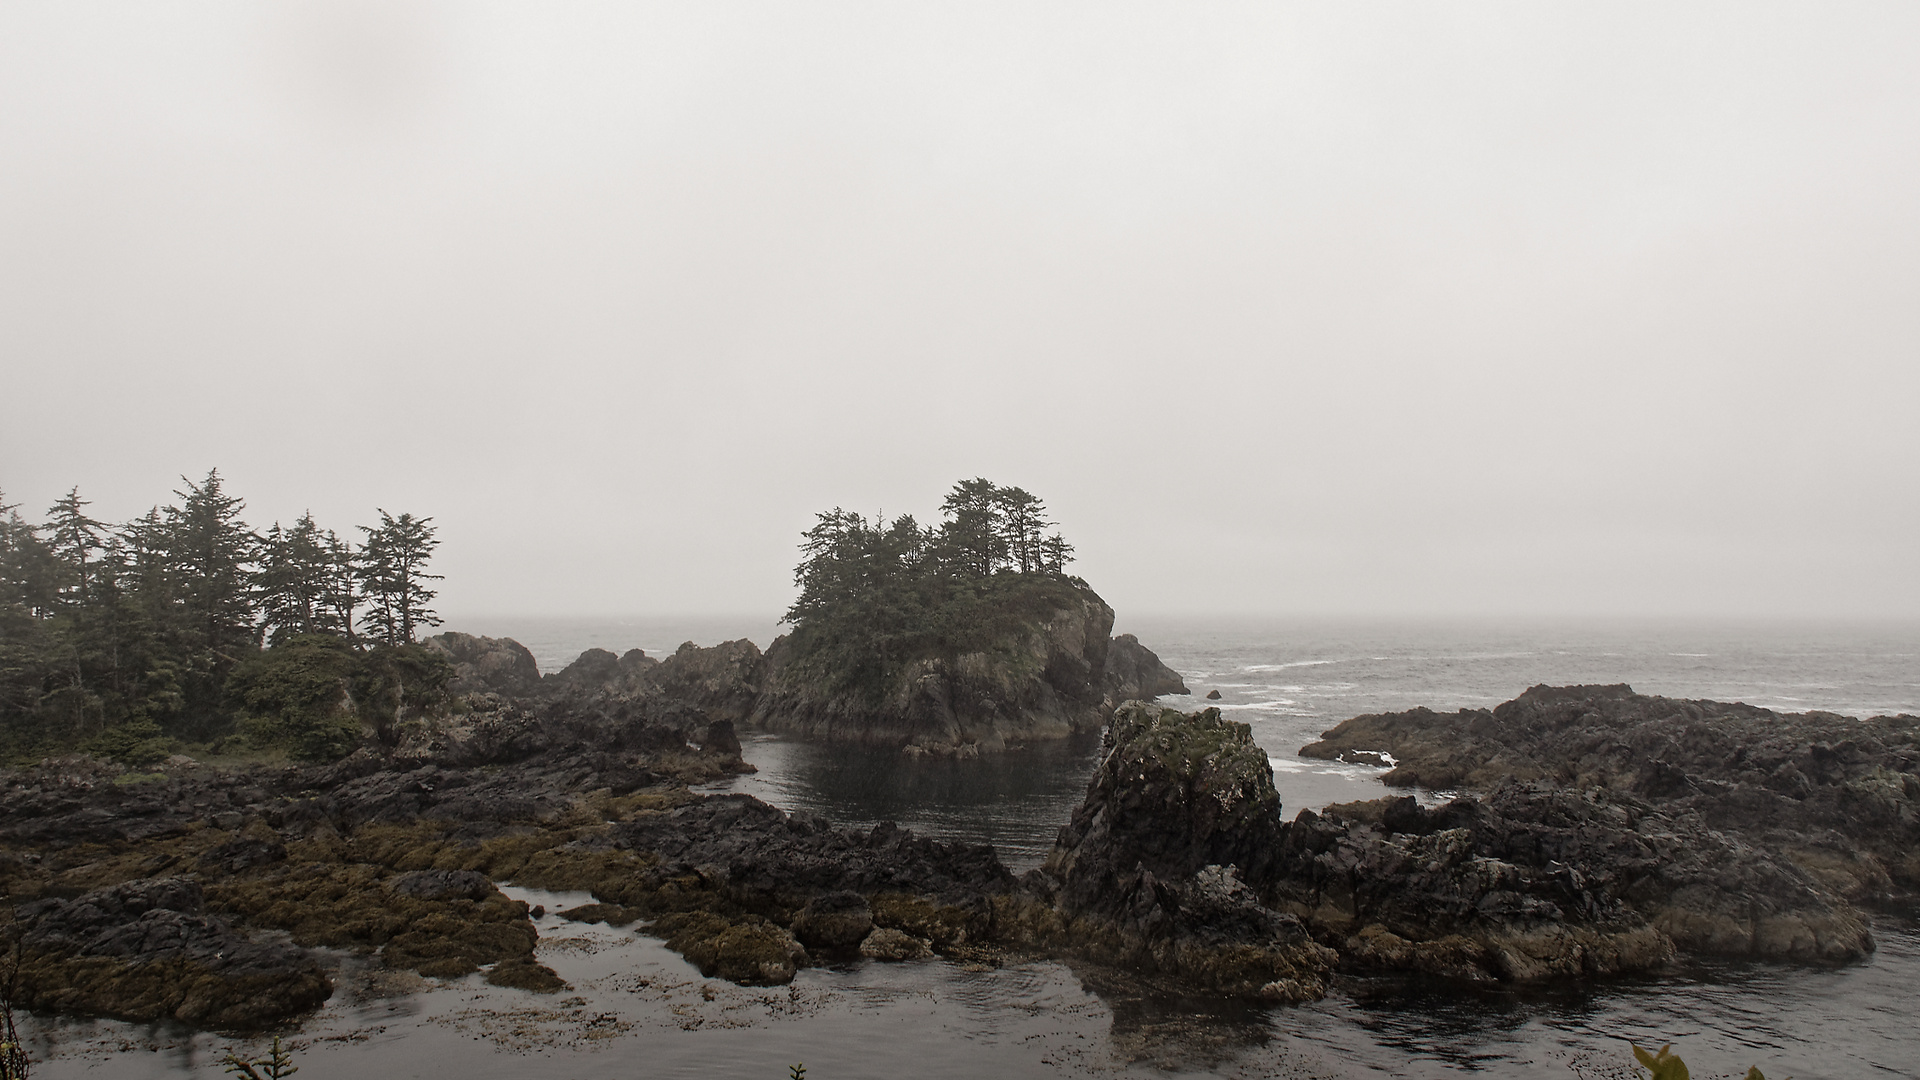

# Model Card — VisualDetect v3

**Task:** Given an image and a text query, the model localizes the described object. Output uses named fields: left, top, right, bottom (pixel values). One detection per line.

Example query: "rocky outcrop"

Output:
left=1102, top=634, right=1190, bottom=706
left=750, top=589, right=1118, bottom=752
left=421, top=632, right=540, bottom=696
left=1029, top=703, right=1337, bottom=1001
left=11, top=877, right=332, bottom=1028
left=1299, top=684, right=1920, bottom=897
left=645, top=639, right=769, bottom=722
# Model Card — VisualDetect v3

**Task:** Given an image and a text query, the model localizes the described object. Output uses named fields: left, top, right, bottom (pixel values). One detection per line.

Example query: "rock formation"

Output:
left=1299, top=683, right=1920, bottom=899
left=1102, top=633, right=1191, bottom=706
left=1027, top=702, right=1337, bottom=1001
left=748, top=588, right=1118, bottom=752
left=420, top=632, right=541, bottom=697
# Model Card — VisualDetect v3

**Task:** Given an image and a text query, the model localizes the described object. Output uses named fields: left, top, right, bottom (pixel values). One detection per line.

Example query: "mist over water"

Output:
left=21, top=618, right=1920, bottom=1078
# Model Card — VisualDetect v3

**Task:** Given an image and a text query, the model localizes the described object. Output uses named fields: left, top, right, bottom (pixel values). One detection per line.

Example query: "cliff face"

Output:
left=749, top=587, right=1117, bottom=752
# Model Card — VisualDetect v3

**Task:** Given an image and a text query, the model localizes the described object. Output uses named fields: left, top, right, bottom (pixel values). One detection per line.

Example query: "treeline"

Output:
left=0, top=470, right=448, bottom=763
left=782, top=478, right=1086, bottom=696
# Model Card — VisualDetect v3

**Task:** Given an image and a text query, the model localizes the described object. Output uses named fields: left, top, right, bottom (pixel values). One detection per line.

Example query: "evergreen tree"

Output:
left=44, top=487, right=106, bottom=609
left=258, top=513, right=337, bottom=644
left=992, top=486, right=1050, bottom=575
left=165, top=470, right=259, bottom=656
left=319, top=528, right=360, bottom=643
left=357, top=511, right=441, bottom=645
left=936, top=477, right=1007, bottom=577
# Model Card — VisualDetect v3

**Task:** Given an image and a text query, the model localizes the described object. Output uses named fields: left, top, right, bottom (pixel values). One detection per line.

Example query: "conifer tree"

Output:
left=357, top=511, right=441, bottom=645
left=258, top=513, right=337, bottom=644
left=937, top=477, right=1007, bottom=577
left=44, top=488, right=106, bottom=609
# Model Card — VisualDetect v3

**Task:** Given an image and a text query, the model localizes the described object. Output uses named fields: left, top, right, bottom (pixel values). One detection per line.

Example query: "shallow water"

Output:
left=19, top=618, right=1920, bottom=1078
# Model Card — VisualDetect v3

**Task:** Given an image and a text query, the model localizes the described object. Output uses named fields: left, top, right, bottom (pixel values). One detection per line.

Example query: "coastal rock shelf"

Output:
left=4, top=680, right=1909, bottom=1035
left=1299, top=682, right=1920, bottom=944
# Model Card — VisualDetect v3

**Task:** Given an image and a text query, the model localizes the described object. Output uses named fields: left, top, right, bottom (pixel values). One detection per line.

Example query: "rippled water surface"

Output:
left=20, top=618, right=1920, bottom=1078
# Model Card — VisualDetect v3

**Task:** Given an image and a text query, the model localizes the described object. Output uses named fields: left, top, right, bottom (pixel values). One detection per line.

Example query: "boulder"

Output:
left=421, top=633, right=541, bottom=696
left=790, top=890, right=875, bottom=948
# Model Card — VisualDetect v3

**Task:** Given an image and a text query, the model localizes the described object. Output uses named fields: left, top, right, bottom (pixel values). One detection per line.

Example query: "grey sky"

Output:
left=3, top=3, right=1916, bottom=622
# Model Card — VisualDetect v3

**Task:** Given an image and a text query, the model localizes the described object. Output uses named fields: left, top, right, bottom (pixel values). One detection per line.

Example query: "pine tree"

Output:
left=992, top=486, right=1051, bottom=575
left=44, top=487, right=106, bottom=609
left=258, top=513, right=337, bottom=645
left=937, top=477, right=1007, bottom=577
left=357, top=511, right=441, bottom=645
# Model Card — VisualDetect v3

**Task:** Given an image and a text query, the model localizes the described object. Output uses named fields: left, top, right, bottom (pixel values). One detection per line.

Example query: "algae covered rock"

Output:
left=650, top=911, right=809, bottom=985
left=790, top=890, right=874, bottom=948
left=12, top=877, right=332, bottom=1028
left=1040, top=703, right=1335, bottom=1000
left=858, top=927, right=933, bottom=961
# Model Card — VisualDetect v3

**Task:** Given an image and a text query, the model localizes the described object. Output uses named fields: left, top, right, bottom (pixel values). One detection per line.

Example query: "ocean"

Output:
left=19, top=617, right=1920, bottom=1079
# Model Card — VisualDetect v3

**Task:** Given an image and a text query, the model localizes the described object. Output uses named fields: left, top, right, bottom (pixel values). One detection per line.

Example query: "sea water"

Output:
left=18, top=618, right=1920, bottom=1078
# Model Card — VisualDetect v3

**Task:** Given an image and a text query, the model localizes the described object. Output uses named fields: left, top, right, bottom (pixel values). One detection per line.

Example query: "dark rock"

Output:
left=12, top=877, right=332, bottom=1028
left=1039, top=702, right=1335, bottom=1000
left=790, top=890, right=874, bottom=948
left=1205, top=690, right=1222, bottom=701
left=547, top=648, right=625, bottom=693
left=1299, top=683, right=1920, bottom=900
left=754, top=589, right=1117, bottom=752
left=422, top=633, right=542, bottom=696
left=389, top=868, right=493, bottom=902
left=1105, top=634, right=1192, bottom=705
left=653, top=640, right=768, bottom=722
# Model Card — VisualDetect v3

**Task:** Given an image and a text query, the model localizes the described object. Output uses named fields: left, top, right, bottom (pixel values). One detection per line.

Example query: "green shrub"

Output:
left=79, top=717, right=174, bottom=767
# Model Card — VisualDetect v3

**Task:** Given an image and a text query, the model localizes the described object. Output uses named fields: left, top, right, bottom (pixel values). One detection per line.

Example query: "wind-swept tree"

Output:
left=936, top=477, right=1007, bottom=576
left=358, top=511, right=442, bottom=645
left=258, top=513, right=341, bottom=644
left=44, top=487, right=107, bottom=610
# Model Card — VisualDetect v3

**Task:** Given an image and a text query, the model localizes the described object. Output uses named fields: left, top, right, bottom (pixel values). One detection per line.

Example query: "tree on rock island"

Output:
left=782, top=478, right=1083, bottom=696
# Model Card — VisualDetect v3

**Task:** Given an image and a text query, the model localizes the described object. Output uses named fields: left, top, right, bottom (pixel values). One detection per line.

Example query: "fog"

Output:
left=3, top=3, right=1917, bottom=622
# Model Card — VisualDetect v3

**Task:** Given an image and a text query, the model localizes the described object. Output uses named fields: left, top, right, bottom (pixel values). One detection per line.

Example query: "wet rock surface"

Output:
left=1292, top=683, right=1910, bottom=969
left=9, top=672, right=1904, bottom=1035
left=1103, top=634, right=1192, bottom=706
left=12, top=877, right=332, bottom=1027
left=1032, top=703, right=1337, bottom=1001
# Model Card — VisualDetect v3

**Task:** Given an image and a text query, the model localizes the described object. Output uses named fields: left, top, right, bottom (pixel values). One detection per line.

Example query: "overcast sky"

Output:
left=3, top=3, right=1916, bottom=623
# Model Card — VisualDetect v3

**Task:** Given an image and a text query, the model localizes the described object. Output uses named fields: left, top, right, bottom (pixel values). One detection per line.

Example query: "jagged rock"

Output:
left=1038, top=703, right=1336, bottom=1000
left=422, top=633, right=541, bottom=696
left=1300, top=683, right=1920, bottom=898
left=12, top=877, right=332, bottom=1028
left=653, top=640, right=768, bottom=722
left=1105, top=634, right=1192, bottom=705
